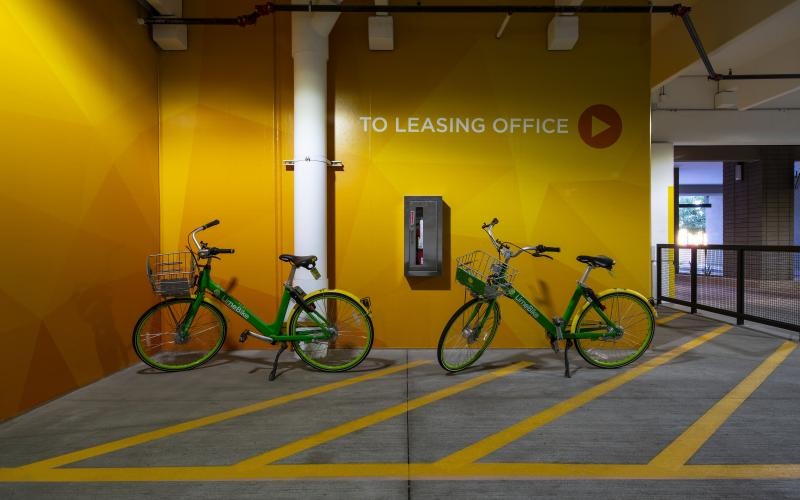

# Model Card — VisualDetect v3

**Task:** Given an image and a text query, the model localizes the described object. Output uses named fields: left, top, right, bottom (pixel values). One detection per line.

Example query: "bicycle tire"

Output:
left=437, top=298, right=500, bottom=372
left=133, top=298, right=227, bottom=371
left=288, top=291, right=374, bottom=372
left=574, top=291, right=654, bottom=369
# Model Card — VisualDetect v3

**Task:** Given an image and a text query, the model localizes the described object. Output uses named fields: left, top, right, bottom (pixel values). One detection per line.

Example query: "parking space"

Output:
left=1, top=308, right=798, bottom=498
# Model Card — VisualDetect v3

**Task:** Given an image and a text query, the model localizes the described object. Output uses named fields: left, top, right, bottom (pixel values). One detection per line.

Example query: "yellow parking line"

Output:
left=235, top=361, right=533, bottom=469
left=19, top=360, right=428, bottom=471
left=3, top=462, right=800, bottom=482
left=435, top=324, right=733, bottom=468
left=656, top=311, right=685, bottom=325
left=650, top=340, right=797, bottom=469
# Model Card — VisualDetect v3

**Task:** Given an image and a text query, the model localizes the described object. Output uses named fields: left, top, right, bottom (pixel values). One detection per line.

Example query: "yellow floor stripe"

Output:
left=435, top=324, right=733, bottom=467
left=656, top=311, right=685, bottom=325
left=19, top=360, right=428, bottom=471
left=235, top=361, right=533, bottom=469
left=650, top=340, right=797, bottom=469
left=3, top=463, right=800, bottom=482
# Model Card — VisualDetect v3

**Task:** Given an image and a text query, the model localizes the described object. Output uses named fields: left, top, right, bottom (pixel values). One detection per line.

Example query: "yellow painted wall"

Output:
left=0, top=0, right=651, bottom=420
left=329, top=10, right=652, bottom=347
left=160, top=4, right=651, bottom=350
left=158, top=1, right=293, bottom=346
left=0, top=0, right=159, bottom=421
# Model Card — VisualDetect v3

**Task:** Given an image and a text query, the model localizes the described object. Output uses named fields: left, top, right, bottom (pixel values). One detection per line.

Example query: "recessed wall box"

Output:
left=404, top=196, right=443, bottom=277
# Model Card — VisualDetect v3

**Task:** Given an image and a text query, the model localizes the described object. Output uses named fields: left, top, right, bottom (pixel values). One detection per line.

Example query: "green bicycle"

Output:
left=437, top=218, right=656, bottom=377
left=133, top=220, right=374, bottom=381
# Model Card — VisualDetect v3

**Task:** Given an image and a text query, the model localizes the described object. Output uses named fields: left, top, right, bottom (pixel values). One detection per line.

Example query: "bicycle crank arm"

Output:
left=239, top=330, right=275, bottom=344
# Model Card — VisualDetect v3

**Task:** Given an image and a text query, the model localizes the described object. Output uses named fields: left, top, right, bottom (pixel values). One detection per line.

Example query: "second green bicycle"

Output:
left=438, top=218, right=656, bottom=377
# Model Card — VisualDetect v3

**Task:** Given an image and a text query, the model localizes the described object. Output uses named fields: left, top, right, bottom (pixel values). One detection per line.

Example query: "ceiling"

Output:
left=650, top=0, right=800, bottom=111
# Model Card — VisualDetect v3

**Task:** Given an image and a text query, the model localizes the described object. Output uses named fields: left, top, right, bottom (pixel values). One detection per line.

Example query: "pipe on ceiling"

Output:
left=141, top=2, right=684, bottom=27
left=140, top=2, right=800, bottom=81
left=672, top=6, right=800, bottom=81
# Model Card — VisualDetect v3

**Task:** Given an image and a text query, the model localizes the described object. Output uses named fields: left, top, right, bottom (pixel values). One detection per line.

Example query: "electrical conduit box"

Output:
left=404, top=196, right=443, bottom=277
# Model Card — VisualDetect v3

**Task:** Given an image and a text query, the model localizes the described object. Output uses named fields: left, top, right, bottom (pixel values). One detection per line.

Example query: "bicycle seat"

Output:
left=576, top=255, right=615, bottom=269
left=279, top=254, right=318, bottom=268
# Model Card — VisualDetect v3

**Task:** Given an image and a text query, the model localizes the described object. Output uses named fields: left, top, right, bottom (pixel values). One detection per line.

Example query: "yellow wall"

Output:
left=158, top=1, right=293, bottom=347
left=0, top=0, right=651, bottom=421
left=0, top=0, right=159, bottom=421
left=159, top=5, right=651, bottom=350
left=330, top=11, right=652, bottom=347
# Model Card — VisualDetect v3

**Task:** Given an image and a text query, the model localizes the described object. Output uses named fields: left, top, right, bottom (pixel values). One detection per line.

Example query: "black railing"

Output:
left=656, top=244, right=800, bottom=332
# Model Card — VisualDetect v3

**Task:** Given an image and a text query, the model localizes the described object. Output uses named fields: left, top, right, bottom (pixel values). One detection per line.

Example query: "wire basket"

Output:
left=147, top=252, right=197, bottom=296
left=455, top=250, right=518, bottom=297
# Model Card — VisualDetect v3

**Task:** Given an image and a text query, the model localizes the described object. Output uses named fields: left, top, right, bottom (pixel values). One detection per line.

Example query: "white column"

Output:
left=291, top=6, right=340, bottom=292
left=651, top=142, right=674, bottom=298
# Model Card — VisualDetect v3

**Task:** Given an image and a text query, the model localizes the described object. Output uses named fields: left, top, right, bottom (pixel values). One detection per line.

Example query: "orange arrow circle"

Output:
left=578, top=104, right=622, bottom=149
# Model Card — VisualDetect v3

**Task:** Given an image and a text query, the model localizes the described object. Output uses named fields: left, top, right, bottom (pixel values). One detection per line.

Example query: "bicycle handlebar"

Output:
left=481, top=217, right=499, bottom=230
left=189, top=220, right=236, bottom=259
left=481, top=217, right=559, bottom=261
left=202, top=219, right=220, bottom=230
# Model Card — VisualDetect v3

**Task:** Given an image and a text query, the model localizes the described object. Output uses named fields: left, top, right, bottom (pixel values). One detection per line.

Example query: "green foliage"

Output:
left=679, top=196, right=706, bottom=232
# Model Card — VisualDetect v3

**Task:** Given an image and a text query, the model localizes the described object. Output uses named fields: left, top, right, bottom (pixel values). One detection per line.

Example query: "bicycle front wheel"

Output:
left=133, top=298, right=227, bottom=371
left=574, top=292, right=654, bottom=369
left=288, top=292, right=374, bottom=372
left=437, top=298, right=500, bottom=372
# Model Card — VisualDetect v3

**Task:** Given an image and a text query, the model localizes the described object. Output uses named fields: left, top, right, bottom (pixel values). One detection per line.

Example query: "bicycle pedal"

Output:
left=239, top=331, right=249, bottom=343
left=549, top=338, right=559, bottom=353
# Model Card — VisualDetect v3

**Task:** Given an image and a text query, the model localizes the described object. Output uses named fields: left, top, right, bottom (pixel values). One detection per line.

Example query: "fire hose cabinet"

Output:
left=404, top=196, right=443, bottom=277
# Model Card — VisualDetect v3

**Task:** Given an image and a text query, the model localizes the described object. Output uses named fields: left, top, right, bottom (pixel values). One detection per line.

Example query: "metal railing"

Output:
left=656, top=244, right=800, bottom=332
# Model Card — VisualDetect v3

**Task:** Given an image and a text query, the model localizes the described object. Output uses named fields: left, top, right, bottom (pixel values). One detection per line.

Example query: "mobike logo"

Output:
left=513, top=294, right=539, bottom=319
left=225, top=299, right=250, bottom=320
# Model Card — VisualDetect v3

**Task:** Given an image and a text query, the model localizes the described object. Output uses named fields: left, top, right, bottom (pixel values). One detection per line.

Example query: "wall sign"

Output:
left=359, top=116, right=569, bottom=135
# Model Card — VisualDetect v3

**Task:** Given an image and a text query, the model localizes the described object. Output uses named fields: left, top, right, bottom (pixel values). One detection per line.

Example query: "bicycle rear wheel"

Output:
left=574, top=292, right=654, bottom=368
left=133, top=298, right=227, bottom=371
left=288, top=292, right=374, bottom=372
left=437, top=298, right=500, bottom=372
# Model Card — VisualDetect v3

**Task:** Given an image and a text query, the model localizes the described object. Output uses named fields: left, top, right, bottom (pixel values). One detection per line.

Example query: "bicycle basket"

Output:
left=455, top=250, right=518, bottom=297
left=147, top=252, right=197, bottom=297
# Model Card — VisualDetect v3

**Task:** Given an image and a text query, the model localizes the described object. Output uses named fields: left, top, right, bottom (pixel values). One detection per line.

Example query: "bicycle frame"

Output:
left=500, top=283, right=620, bottom=340
left=177, top=263, right=332, bottom=344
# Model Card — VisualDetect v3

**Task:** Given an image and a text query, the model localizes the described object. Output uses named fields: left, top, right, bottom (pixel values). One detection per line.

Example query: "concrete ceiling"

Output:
left=651, top=0, right=800, bottom=111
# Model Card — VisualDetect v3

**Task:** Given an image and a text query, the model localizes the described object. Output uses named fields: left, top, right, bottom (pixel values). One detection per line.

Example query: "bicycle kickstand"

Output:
left=269, top=342, right=288, bottom=382
left=563, top=339, right=573, bottom=378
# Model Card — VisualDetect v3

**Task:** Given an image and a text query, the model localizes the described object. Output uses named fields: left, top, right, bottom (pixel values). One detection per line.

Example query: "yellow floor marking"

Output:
left=656, top=311, right=685, bottom=325
left=435, top=324, right=733, bottom=468
left=19, top=360, right=428, bottom=471
left=650, top=340, right=797, bottom=469
left=235, top=361, right=533, bottom=469
left=3, top=463, right=800, bottom=482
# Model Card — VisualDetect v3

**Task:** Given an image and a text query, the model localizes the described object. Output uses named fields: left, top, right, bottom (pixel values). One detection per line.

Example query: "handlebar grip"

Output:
left=203, top=219, right=220, bottom=229
left=481, top=217, right=499, bottom=229
left=537, top=245, right=561, bottom=253
left=205, top=247, right=234, bottom=256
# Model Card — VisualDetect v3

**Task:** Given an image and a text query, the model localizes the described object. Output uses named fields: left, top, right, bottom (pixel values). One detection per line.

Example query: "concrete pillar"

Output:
left=651, top=142, right=674, bottom=297
left=291, top=6, right=340, bottom=291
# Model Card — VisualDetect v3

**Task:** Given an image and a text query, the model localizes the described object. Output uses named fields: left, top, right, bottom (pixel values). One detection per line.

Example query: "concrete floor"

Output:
left=1, top=307, right=799, bottom=499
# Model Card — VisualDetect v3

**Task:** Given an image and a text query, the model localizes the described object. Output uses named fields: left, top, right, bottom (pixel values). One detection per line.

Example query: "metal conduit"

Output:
left=140, top=2, right=800, bottom=81
left=672, top=6, right=800, bottom=81
left=142, top=3, right=683, bottom=27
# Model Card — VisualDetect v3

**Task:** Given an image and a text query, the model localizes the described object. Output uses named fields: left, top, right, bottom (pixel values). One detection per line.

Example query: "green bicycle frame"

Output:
left=495, top=280, right=621, bottom=340
left=178, top=264, right=332, bottom=343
